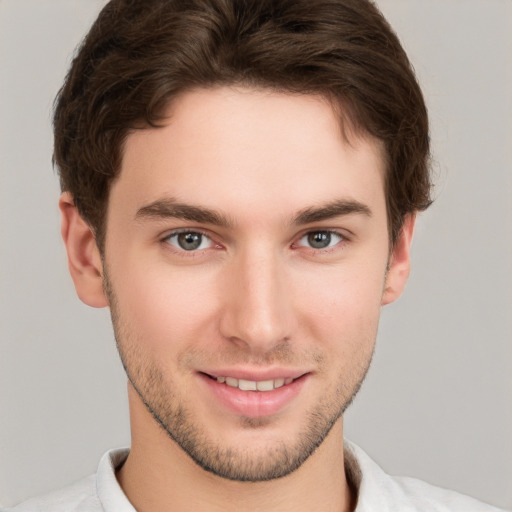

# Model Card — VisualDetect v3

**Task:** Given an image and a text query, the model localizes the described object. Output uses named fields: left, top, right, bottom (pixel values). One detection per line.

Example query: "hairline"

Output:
left=90, top=84, right=397, bottom=254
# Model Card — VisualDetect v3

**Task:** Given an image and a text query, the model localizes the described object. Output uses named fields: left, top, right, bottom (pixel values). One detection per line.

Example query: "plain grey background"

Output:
left=0, top=0, right=511, bottom=509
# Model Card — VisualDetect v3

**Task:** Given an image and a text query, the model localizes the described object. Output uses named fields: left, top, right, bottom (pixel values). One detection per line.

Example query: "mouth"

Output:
left=199, top=371, right=309, bottom=418
left=211, top=375, right=296, bottom=391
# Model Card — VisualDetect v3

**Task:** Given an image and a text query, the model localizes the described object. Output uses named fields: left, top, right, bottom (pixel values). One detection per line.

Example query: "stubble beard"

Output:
left=104, top=273, right=374, bottom=482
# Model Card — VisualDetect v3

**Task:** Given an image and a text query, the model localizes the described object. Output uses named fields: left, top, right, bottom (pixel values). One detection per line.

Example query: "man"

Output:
left=5, top=0, right=508, bottom=510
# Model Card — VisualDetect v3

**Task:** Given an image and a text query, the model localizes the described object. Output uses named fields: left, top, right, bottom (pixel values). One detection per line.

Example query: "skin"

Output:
left=60, top=86, right=414, bottom=512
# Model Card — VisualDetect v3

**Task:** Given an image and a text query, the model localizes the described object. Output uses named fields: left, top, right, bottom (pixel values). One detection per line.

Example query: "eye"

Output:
left=164, top=231, right=213, bottom=251
left=297, top=230, right=343, bottom=250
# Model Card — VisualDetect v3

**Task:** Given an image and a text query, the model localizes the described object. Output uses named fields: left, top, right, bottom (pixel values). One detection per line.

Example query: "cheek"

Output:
left=294, top=262, right=385, bottom=346
left=110, top=262, right=220, bottom=350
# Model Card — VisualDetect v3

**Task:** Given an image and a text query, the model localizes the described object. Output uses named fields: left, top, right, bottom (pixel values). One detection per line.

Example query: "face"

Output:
left=78, top=87, right=411, bottom=481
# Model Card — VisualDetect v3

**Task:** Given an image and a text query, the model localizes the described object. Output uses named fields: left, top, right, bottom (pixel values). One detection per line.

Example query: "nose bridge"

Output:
left=220, top=243, right=292, bottom=351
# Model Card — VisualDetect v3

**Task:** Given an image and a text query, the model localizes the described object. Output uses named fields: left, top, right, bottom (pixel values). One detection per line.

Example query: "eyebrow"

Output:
left=135, top=197, right=371, bottom=228
left=135, top=198, right=233, bottom=228
left=293, top=199, right=372, bottom=225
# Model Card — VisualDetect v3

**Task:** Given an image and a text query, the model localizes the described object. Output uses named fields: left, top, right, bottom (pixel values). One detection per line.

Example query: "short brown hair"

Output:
left=53, top=0, right=431, bottom=250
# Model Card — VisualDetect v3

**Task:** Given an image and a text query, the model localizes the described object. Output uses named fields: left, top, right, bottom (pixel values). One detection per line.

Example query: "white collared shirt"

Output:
left=5, top=442, right=507, bottom=511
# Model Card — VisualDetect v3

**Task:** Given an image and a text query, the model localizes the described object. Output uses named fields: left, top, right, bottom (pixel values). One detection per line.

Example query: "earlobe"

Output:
left=59, top=192, right=108, bottom=308
left=381, top=214, right=416, bottom=306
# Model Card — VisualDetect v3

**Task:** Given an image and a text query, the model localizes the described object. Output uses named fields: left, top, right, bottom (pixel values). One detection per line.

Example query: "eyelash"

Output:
left=293, top=230, right=346, bottom=252
left=161, top=229, right=219, bottom=254
left=160, top=229, right=348, bottom=255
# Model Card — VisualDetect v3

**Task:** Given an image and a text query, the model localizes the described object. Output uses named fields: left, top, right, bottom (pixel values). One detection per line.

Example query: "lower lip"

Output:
left=199, top=373, right=308, bottom=418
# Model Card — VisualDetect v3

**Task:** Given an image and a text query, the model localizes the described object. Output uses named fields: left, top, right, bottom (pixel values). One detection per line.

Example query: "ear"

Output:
left=59, top=192, right=108, bottom=308
left=381, top=214, right=416, bottom=306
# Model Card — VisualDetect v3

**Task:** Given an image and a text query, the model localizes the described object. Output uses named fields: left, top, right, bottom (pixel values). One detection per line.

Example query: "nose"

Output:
left=219, top=247, right=294, bottom=354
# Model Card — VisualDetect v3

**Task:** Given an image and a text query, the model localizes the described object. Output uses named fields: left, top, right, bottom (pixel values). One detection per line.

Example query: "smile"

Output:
left=200, top=371, right=309, bottom=417
left=216, top=376, right=294, bottom=391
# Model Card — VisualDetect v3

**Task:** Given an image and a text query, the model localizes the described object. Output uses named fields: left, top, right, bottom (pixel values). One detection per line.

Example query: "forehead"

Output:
left=112, top=86, right=387, bottom=224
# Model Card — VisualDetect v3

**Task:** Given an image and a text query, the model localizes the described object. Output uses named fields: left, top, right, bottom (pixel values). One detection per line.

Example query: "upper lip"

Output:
left=199, top=368, right=310, bottom=381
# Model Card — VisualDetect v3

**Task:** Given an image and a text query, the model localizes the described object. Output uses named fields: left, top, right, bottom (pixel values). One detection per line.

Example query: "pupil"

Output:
left=308, top=231, right=330, bottom=249
left=178, top=232, right=202, bottom=250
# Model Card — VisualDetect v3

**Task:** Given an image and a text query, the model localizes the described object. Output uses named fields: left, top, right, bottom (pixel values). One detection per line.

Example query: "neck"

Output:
left=117, top=384, right=355, bottom=512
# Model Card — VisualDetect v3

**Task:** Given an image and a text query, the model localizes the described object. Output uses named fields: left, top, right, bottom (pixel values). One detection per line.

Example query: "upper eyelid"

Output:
left=161, top=227, right=213, bottom=240
left=297, top=229, right=344, bottom=240
left=295, top=227, right=351, bottom=240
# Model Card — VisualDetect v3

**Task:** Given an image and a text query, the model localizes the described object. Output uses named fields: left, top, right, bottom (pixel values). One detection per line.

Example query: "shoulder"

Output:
left=3, top=475, right=99, bottom=512
left=389, top=474, right=507, bottom=512
left=3, top=448, right=132, bottom=512
left=344, top=441, right=508, bottom=512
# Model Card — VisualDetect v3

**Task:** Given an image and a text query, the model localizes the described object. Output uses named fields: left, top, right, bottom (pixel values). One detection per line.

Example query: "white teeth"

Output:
left=217, top=376, right=294, bottom=391
left=273, top=378, right=285, bottom=389
left=238, top=379, right=257, bottom=391
left=256, top=380, right=274, bottom=391
left=225, top=377, right=238, bottom=388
